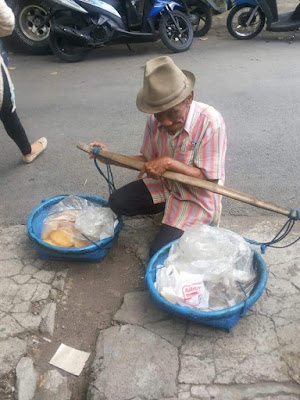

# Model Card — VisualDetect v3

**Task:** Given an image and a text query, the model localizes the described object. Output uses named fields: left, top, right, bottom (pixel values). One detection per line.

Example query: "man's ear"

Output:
left=186, top=91, right=194, bottom=107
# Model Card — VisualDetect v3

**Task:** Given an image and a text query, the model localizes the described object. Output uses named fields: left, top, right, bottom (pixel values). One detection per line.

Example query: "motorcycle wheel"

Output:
left=49, top=16, right=87, bottom=63
left=159, top=10, right=193, bottom=53
left=190, top=3, right=212, bottom=37
left=4, top=0, right=51, bottom=54
left=227, top=4, right=265, bottom=40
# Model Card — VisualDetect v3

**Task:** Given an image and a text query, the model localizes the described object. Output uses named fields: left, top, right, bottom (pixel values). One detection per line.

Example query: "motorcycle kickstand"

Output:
left=126, top=43, right=136, bottom=54
left=289, top=29, right=298, bottom=45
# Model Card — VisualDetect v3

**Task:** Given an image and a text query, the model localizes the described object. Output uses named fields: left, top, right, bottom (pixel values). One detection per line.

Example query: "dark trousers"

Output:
left=0, top=66, right=31, bottom=156
left=109, top=180, right=184, bottom=258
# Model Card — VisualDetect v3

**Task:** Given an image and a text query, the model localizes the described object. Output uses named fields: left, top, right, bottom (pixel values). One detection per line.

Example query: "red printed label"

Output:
left=182, top=282, right=203, bottom=301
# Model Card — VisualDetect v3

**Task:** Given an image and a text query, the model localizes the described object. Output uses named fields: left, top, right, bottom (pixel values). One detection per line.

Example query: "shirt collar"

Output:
left=157, top=100, right=196, bottom=136
left=183, top=100, right=195, bottom=136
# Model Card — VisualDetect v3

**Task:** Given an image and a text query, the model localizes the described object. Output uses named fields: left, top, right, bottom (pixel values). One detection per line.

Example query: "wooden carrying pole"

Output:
left=77, top=142, right=298, bottom=220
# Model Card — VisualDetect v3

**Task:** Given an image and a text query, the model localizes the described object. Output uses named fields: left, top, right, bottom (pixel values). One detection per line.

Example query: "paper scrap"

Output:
left=49, top=344, right=90, bottom=376
left=8, top=67, right=16, bottom=70
left=50, top=72, right=58, bottom=75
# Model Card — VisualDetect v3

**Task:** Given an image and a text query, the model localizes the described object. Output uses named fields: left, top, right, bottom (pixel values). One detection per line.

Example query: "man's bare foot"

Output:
left=23, top=137, right=47, bottom=163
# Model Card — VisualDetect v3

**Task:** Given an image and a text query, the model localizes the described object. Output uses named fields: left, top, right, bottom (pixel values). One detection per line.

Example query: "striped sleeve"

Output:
left=140, top=115, right=155, bottom=161
left=194, top=111, right=226, bottom=180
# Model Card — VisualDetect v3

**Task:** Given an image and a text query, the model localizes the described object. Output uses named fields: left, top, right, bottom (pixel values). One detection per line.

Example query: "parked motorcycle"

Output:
left=40, top=0, right=193, bottom=62
left=187, top=0, right=232, bottom=37
left=227, top=0, right=300, bottom=39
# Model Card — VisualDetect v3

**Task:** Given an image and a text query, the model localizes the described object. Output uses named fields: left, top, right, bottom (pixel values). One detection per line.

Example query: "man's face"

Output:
left=154, top=93, right=193, bottom=134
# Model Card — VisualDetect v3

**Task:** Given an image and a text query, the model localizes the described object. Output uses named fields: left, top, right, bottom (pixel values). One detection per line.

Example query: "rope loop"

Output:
left=288, top=208, right=300, bottom=221
left=92, top=146, right=116, bottom=196
left=245, top=208, right=300, bottom=254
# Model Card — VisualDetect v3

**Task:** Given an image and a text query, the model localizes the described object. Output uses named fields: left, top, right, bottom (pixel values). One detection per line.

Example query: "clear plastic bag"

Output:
left=41, top=196, right=117, bottom=248
left=155, top=225, right=256, bottom=311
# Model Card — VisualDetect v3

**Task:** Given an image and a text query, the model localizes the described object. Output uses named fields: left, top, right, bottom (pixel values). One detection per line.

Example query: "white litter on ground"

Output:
left=49, top=344, right=90, bottom=376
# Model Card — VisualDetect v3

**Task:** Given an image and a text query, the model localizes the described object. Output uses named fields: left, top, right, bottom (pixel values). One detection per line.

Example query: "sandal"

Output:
left=23, top=137, right=48, bottom=164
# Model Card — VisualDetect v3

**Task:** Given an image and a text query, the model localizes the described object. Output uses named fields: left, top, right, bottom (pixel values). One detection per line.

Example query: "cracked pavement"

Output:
left=0, top=216, right=299, bottom=400
left=87, top=216, right=300, bottom=400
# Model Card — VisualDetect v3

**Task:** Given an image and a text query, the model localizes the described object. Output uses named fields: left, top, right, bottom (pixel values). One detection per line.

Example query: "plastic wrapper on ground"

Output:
left=155, top=225, right=257, bottom=311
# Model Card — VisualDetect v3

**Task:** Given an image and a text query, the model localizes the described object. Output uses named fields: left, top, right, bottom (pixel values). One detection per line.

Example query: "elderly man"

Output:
left=92, top=56, right=227, bottom=257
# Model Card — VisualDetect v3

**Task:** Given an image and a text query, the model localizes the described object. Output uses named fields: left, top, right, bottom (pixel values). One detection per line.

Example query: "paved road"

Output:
left=0, top=9, right=299, bottom=224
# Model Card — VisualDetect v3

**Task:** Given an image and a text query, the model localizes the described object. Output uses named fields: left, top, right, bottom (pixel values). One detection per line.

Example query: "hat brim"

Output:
left=136, top=70, right=195, bottom=114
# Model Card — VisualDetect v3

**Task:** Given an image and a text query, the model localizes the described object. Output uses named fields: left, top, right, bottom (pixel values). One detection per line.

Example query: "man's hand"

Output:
left=89, top=142, right=109, bottom=162
left=137, top=156, right=171, bottom=180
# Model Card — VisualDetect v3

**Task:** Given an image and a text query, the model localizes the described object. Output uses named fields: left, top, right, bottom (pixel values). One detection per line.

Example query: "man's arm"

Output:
left=137, top=156, right=217, bottom=182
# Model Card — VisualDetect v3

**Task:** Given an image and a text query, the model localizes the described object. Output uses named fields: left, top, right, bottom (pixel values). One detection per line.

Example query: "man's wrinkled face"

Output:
left=154, top=92, right=193, bottom=134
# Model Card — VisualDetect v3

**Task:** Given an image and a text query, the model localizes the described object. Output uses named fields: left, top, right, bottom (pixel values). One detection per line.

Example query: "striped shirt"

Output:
left=140, top=101, right=227, bottom=230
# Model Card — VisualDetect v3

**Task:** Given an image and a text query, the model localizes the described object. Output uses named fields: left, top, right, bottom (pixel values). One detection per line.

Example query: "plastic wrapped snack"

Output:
left=155, top=225, right=257, bottom=311
left=41, top=196, right=117, bottom=248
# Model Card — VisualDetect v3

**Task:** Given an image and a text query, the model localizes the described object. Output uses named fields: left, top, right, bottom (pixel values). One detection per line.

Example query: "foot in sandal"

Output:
left=23, top=137, right=47, bottom=164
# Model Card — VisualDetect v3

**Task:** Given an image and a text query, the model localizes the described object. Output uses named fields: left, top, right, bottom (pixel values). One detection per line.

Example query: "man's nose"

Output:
left=155, top=114, right=173, bottom=126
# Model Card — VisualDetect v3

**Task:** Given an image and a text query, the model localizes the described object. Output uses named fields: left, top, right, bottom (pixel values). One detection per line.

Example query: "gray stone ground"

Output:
left=0, top=224, right=68, bottom=399
left=0, top=216, right=299, bottom=400
left=88, top=216, right=300, bottom=400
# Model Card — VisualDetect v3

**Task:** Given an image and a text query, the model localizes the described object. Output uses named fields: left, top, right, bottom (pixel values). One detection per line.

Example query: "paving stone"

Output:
left=214, top=353, right=289, bottom=384
left=0, top=278, right=19, bottom=311
left=89, top=324, right=178, bottom=400
left=178, top=392, right=194, bottom=399
left=187, top=323, right=227, bottom=339
left=52, top=272, right=67, bottom=292
left=190, top=385, right=210, bottom=399
left=49, top=289, right=58, bottom=301
left=10, top=302, right=31, bottom=313
left=0, top=315, right=27, bottom=339
left=214, top=314, right=279, bottom=357
left=279, top=344, right=300, bottom=384
left=40, top=303, right=56, bottom=336
left=21, top=266, right=39, bottom=275
left=14, top=313, right=42, bottom=332
left=12, top=275, right=32, bottom=285
left=179, top=356, right=215, bottom=385
left=178, top=384, right=191, bottom=392
left=33, top=270, right=56, bottom=284
left=144, top=319, right=186, bottom=347
left=191, top=383, right=300, bottom=400
left=13, top=283, right=38, bottom=304
left=0, top=337, right=27, bottom=375
left=31, top=283, right=51, bottom=302
left=16, top=357, right=38, bottom=400
left=0, top=259, right=23, bottom=278
left=181, top=335, right=214, bottom=358
left=113, top=291, right=169, bottom=326
left=35, top=369, right=71, bottom=400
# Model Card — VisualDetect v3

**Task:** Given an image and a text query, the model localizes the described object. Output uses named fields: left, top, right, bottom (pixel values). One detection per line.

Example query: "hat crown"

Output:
left=143, top=56, right=188, bottom=108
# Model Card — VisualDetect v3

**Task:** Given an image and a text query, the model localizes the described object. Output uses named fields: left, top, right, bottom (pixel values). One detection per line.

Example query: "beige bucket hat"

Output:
left=136, top=56, right=195, bottom=114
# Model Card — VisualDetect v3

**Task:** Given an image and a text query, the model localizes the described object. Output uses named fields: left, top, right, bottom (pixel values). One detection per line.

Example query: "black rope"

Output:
left=92, top=147, right=116, bottom=196
left=246, top=209, right=300, bottom=254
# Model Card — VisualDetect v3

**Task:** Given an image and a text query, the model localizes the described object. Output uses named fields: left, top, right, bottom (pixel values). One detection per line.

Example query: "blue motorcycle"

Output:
left=41, top=0, right=193, bottom=62
left=227, top=0, right=300, bottom=39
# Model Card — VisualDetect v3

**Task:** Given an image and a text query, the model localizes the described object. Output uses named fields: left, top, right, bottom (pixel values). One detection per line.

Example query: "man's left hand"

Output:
left=137, top=156, right=171, bottom=180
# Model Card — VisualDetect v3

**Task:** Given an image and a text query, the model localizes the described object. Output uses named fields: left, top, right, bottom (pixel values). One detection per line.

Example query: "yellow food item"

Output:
left=74, top=238, right=91, bottom=248
left=43, top=239, right=58, bottom=246
left=49, top=230, right=74, bottom=248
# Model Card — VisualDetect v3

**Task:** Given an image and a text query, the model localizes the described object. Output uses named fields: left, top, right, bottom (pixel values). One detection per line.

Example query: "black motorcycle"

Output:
left=40, top=0, right=193, bottom=62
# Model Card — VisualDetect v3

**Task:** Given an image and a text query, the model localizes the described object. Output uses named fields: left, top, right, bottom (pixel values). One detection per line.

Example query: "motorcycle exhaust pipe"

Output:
left=51, top=24, right=90, bottom=45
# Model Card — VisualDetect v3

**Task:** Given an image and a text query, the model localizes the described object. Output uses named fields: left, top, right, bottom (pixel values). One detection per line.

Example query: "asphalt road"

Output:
left=0, top=13, right=299, bottom=225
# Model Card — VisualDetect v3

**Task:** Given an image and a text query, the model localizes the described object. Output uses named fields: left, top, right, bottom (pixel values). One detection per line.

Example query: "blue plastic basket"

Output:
left=27, top=195, right=122, bottom=262
left=145, top=240, right=268, bottom=332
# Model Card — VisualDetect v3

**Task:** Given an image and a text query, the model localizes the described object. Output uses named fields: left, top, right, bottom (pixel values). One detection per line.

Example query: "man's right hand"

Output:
left=90, top=142, right=109, bottom=164
left=89, top=142, right=109, bottom=160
